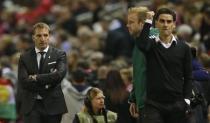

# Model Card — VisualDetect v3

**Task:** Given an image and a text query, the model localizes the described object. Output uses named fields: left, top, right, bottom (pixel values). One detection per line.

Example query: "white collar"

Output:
left=35, top=46, right=49, bottom=54
left=155, top=35, right=177, bottom=45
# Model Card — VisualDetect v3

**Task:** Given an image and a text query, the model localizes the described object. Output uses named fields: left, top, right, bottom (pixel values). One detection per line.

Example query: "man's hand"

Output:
left=29, top=75, right=37, bottom=81
left=146, top=11, right=155, bottom=20
left=129, top=103, right=139, bottom=118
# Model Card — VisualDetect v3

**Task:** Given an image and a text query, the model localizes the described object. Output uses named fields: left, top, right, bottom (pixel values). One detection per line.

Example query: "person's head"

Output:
left=17, top=35, right=33, bottom=52
left=120, top=68, right=132, bottom=85
left=105, top=69, right=125, bottom=90
left=127, top=6, right=149, bottom=37
left=32, top=22, right=50, bottom=51
left=97, top=65, right=109, bottom=80
left=71, top=68, right=86, bottom=83
left=203, top=7, right=210, bottom=25
left=84, top=87, right=105, bottom=114
left=154, top=8, right=176, bottom=37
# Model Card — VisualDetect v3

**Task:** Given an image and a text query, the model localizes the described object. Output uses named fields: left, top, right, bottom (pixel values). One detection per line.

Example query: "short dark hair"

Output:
left=72, top=68, right=86, bottom=83
left=154, top=8, right=176, bottom=22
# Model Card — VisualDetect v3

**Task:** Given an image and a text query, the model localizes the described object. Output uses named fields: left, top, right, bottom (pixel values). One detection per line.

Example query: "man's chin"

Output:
left=40, top=46, right=47, bottom=50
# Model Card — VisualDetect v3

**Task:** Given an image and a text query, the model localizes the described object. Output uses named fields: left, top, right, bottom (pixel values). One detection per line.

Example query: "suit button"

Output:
left=45, top=85, right=49, bottom=89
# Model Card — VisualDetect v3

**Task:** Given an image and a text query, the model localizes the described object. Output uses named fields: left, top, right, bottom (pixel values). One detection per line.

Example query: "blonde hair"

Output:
left=128, top=6, right=149, bottom=22
left=32, top=22, right=50, bottom=35
left=83, top=87, right=104, bottom=112
left=87, top=87, right=104, bottom=101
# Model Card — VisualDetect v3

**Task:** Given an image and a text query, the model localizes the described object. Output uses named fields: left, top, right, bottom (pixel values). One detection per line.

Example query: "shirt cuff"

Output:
left=145, top=19, right=152, bottom=24
left=184, top=98, right=191, bottom=105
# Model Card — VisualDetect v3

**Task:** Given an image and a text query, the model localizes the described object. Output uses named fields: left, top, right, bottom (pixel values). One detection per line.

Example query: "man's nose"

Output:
left=40, top=35, right=45, bottom=40
left=163, top=21, right=168, bottom=26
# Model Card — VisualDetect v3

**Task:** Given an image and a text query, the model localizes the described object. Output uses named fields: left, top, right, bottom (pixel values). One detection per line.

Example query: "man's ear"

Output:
left=139, top=22, right=143, bottom=27
left=173, top=23, right=176, bottom=30
left=173, top=25, right=176, bottom=29
left=139, top=22, right=144, bottom=31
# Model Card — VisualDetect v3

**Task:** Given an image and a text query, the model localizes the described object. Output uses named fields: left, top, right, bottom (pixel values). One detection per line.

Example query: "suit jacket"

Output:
left=18, top=46, right=67, bottom=115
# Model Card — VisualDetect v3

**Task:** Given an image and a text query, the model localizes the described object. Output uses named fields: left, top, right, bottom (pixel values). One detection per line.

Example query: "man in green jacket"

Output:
left=127, top=6, right=158, bottom=122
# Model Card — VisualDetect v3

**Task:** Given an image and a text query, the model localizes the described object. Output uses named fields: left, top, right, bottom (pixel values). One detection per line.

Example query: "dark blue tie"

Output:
left=39, top=52, right=45, bottom=73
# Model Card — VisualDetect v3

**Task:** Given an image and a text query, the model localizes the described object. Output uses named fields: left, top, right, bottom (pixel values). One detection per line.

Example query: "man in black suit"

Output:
left=18, top=22, right=67, bottom=123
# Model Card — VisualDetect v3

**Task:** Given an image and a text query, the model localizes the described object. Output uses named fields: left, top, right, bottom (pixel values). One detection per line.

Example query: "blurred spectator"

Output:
left=0, top=35, right=17, bottom=57
left=52, top=6, right=78, bottom=36
left=103, top=69, right=136, bottom=123
left=54, top=30, right=72, bottom=53
left=61, top=68, right=91, bottom=123
left=16, top=0, right=53, bottom=24
left=0, top=69, right=16, bottom=123
left=95, top=65, right=109, bottom=88
left=16, top=35, right=33, bottom=53
left=191, top=47, right=210, bottom=81
left=177, top=24, right=193, bottom=43
left=200, top=5, right=210, bottom=54
left=189, top=47, right=209, bottom=123
left=103, top=18, right=134, bottom=59
left=120, top=67, right=133, bottom=92
left=67, top=50, right=80, bottom=75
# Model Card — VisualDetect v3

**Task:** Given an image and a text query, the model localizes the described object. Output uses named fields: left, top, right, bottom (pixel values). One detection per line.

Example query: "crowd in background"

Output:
left=0, top=0, right=210, bottom=123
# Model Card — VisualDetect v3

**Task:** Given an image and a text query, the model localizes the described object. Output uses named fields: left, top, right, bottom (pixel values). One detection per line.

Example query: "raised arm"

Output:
left=135, top=11, right=155, bottom=52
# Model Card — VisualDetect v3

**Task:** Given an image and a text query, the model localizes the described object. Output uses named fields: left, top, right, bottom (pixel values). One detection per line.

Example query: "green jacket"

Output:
left=129, top=28, right=159, bottom=109
left=129, top=45, right=146, bottom=109
left=76, top=110, right=117, bottom=123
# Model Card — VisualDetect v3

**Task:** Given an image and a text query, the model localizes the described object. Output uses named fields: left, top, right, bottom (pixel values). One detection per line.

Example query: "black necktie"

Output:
left=39, top=52, right=45, bottom=73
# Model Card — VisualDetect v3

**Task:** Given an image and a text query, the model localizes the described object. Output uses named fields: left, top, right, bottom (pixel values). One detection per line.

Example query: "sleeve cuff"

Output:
left=184, top=98, right=191, bottom=105
left=145, top=19, right=153, bottom=24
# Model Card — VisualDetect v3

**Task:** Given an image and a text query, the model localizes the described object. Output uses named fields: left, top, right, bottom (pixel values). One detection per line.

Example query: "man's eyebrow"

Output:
left=159, top=19, right=173, bottom=22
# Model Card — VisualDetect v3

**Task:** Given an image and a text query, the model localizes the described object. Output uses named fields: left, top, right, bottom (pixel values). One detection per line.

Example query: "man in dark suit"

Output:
left=18, top=22, right=67, bottom=123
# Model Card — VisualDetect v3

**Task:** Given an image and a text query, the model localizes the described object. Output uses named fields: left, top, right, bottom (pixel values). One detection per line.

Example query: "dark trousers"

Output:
left=187, top=105, right=207, bottom=123
left=136, top=108, right=144, bottom=123
left=142, top=99, right=187, bottom=123
left=23, top=100, right=62, bottom=123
